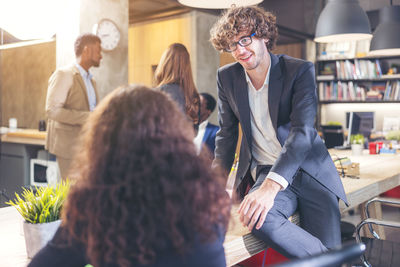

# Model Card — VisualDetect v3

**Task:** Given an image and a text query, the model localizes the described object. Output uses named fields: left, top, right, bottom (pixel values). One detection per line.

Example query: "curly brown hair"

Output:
left=63, top=85, right=230, bottom=267
left=210, top=6, right=278, bottom=52
left=154, top=43, right=200, bottom=124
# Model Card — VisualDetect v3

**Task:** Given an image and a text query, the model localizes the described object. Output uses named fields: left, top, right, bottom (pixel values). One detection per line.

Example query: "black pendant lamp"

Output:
left=369, top=5, right=400, bottom=56
left=315, top=0, right=372, bottom=43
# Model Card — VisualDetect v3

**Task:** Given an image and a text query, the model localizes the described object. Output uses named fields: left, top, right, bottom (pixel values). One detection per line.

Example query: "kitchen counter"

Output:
left=1, top=128, right=46, bottom=146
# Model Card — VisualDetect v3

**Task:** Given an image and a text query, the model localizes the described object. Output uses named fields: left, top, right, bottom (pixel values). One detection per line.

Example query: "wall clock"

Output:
left=94, top=18, right=121, bottom=51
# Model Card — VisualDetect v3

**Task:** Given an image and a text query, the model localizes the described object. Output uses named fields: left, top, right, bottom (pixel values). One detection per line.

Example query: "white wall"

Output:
left=320, top=103, right=400, bottom=132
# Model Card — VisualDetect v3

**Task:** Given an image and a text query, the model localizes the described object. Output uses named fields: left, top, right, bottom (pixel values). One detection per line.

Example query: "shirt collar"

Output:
left=75, top=63, right=93, bottom=80
left=199, top=120, right=208, bottom=131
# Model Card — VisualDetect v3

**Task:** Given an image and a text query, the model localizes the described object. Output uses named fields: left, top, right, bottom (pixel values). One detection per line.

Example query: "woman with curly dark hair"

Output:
left=154, top=43, right=201, bottom=130
left=29, top=84, right=231, bottom=267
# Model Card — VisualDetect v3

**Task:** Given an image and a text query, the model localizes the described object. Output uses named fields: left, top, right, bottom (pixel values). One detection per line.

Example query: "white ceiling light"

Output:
left=178, top=0, right=263, bottom=9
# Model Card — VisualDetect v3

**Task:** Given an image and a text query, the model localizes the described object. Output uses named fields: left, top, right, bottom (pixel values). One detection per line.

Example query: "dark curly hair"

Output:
left=210, top=6, right=278, bottom=52
left=62, top=85, right=230, bottom=267
left=74, top=33, right=101, bottom=57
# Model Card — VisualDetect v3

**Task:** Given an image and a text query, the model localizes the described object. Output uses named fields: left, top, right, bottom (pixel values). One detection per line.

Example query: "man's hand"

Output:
left=238, top=179, right=282, bottom=231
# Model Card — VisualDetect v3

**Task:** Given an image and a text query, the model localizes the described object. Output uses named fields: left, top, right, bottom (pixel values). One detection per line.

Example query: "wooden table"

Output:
left=223, top=150, right=400, bottom=266
left=0, top=206, right=29, bottom=267
left=1, top=129, right=46, bottom=146
left=1, top=150, right=399, bottom=267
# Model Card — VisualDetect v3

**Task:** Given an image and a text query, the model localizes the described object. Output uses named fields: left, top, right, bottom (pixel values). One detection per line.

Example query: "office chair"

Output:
left=269, top=242, right=366, bottom=267
left=355, top=197, right=400, bottom=267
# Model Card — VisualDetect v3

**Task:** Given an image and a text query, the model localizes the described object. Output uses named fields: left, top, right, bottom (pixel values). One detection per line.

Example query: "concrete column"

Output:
left=56, top=0, right=129, bottom=99
left=190, top=11, right=220, bottom=124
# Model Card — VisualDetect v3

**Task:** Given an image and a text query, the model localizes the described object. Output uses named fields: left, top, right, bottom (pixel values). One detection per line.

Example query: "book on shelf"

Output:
left=366, top=90, right=382, bottom=101
left=383, top=81, right=400, bottom=101
left=319, top=80, right=400, bottom=102
left=319, top=81, right=368, bottom=101
left=325, top=59, right=384, bottom=80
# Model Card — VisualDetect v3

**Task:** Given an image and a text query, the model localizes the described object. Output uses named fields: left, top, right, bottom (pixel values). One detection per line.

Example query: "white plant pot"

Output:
left=23, top=220, right=61, bottom=258
left=351, top=144, right=363, bottom=156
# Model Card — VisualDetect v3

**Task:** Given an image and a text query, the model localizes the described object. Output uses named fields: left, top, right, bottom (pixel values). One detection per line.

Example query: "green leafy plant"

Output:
left=6, top=181, right=70, bottom=224
left=350, top=134, right=365, bottom=145
left=386, top=130, right=400, bottom=141
left=327, top=121, right=342, bottom=126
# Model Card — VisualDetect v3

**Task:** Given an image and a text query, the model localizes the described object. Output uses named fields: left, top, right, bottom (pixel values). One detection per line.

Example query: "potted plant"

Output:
left=6, top=181, right=70, bottom=258
left=350, top=134, right=365, bottom=156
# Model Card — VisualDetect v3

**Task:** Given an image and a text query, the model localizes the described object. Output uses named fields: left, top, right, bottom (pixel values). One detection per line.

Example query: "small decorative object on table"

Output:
left=334, top=157, right=360, bottom=178
left=6, top=181, right=70, bottom=258
left=350, top=134, right=365, bottom=156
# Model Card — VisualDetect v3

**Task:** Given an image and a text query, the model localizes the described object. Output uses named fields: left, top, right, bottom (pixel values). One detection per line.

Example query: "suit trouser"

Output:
left=56, top=156, right=72, bottom=181
left=248, top=167, right=341, bottom=259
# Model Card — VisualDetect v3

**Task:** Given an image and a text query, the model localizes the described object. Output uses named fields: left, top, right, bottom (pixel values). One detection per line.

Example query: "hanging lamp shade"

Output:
left=177, top=0, right=263, bottom=9
left=369, top=6, right=400, bottom=56
left=314, top=0, right=372, bottom=43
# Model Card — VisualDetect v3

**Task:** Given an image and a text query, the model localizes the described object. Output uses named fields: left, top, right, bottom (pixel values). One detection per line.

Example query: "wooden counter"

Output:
left=1, top=129, right=46, bottom=146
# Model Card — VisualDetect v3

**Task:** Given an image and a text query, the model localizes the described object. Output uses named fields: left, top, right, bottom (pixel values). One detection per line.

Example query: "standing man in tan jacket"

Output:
left=45, top=33, right=102, bottom=179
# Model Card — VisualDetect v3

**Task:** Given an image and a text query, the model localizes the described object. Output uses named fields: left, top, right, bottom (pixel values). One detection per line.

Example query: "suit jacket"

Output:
left=202, top=122, right=219, bottom=156
left=214, top=53, right=347, bottom=204
left=45, top=65, right=99, bottom=159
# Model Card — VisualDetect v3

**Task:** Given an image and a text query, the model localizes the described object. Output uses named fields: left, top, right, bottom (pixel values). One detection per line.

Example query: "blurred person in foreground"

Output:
left=210, top=6, right=347, bottom=259
left=29, top=84, right=230, bottom=267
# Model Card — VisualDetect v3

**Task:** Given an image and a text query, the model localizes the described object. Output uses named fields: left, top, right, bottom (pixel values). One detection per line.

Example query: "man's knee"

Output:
left=251, top=211, right=286, bottom=240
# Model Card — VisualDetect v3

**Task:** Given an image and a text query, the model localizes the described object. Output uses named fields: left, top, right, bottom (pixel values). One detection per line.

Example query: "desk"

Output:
left=1, top=151, right=399, bottom=267
left=224, top=150, right=400, bottom=266
left=1, top=129, right=47, bottom=207
left=0, top=206, right=29, bottom=267
left=1, top=129, right=46, bottom=146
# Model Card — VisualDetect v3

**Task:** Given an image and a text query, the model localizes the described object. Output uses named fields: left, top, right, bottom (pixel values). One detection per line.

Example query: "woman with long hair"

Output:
left=29, top=85, right=230, bottom=267
left=154, top=43, right=200, bottom=127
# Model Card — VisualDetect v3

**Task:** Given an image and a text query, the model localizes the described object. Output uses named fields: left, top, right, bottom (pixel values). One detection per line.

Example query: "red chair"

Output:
left=238, top=248, right=288, bottom=267
left=382, top=185, right=400, bottom=198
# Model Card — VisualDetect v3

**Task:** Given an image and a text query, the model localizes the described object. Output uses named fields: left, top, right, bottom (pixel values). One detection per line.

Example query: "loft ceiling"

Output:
left=129, top=0, right=190, bottom=24
left=129, top=0, right=400, bottom=44
left=2, top=0, right=398, bottom=45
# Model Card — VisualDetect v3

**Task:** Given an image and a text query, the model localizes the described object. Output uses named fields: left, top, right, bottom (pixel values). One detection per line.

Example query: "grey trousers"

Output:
left=250, top=169, right=341, bottom=259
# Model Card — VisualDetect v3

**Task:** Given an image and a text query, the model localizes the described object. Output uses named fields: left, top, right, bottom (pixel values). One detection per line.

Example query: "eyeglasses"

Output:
left=225, top=32, right=256, bottom=52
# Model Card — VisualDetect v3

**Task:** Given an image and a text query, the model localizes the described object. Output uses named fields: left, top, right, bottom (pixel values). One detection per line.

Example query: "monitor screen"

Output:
left=346, top=112, right=375, bottom=140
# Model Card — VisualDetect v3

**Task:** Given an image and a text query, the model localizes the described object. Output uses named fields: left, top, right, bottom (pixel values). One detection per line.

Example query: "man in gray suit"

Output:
left=210, top=6, right=347, bottom=258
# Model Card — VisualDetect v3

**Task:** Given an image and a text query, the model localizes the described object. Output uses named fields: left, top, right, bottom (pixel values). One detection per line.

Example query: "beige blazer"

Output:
left=45, top=65, right=99, bottom=159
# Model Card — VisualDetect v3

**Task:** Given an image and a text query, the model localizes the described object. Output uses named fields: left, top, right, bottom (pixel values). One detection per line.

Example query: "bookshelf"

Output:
left=315, top=41, right=400, bottom=132
left=316, top=56, right=400, bottom=102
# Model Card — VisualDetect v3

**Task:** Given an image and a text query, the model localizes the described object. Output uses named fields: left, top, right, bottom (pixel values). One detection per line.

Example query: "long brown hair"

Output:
left=63, top=85, right=230, bottom=267
left=154, top=43, right=200, bottom=123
